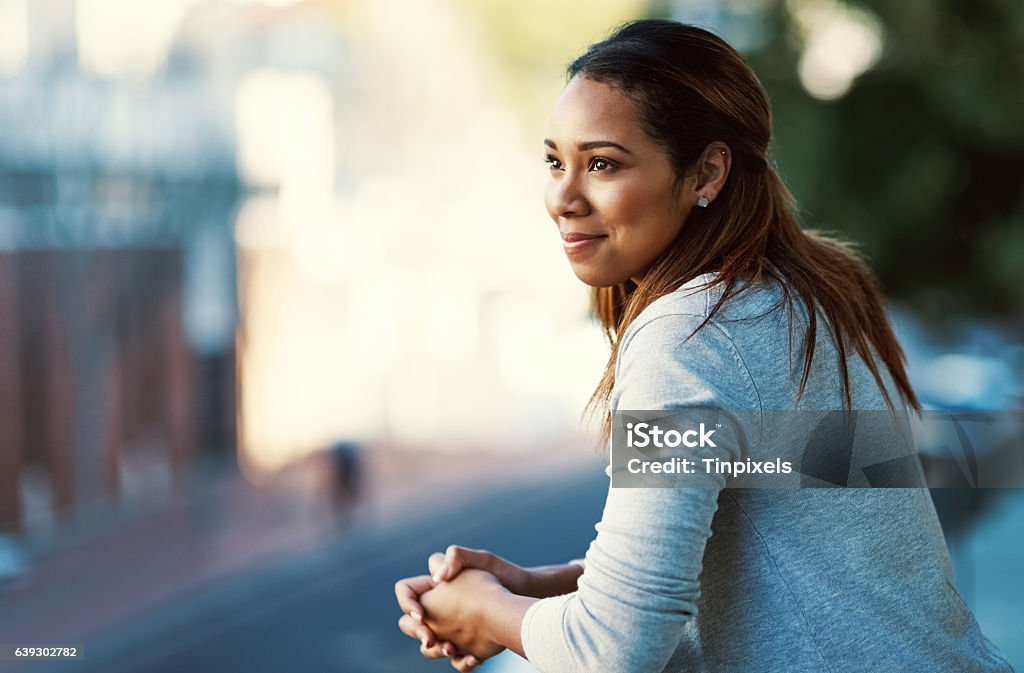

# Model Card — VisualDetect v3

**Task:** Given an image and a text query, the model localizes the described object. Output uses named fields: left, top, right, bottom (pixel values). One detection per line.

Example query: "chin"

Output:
left=570, top=265, right=627, bottom=288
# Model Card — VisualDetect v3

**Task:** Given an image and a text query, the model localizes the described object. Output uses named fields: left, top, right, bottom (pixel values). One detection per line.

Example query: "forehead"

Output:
left=546, top=76, right=647, bottom=146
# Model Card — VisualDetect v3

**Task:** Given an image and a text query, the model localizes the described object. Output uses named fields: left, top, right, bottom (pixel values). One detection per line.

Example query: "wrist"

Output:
left=520, top=563, right=583, bottom=598
left=478, top=582, right=534, bottom=658
left=504, top=564, right=533, bottom=596
left=480, top=555, right=531, bottom=596
left=473, top=578, right=512, bottom=635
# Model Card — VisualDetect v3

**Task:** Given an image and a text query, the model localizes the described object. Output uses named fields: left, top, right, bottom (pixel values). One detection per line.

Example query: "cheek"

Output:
left=600, top=185, right=640, bottom=218
left=607, top=191, right=687, bottom=272
left=605, top=181, right=677, bottom=233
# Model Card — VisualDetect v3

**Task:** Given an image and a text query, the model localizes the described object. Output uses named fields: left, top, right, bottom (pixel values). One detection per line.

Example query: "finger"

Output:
left=419, top=640, right=449, bottom=659
left=397, top=614, right=437, bottom=649
left=428, top=552, right=446, bottom=581
left=442, top=545, right=493, bottom=581
left=438, top=545, right=463, bottom=582
left=451, top=653, right=481, bottom=672
left=394, top=575, right=433, bottom=618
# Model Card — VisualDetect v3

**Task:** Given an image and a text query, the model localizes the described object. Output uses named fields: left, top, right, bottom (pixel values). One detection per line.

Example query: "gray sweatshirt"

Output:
left=520, top=272, right=1014, bottom=673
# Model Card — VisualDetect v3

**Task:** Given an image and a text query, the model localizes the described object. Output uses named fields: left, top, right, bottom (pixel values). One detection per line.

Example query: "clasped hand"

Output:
left=394, top=546, right=526, bottom=672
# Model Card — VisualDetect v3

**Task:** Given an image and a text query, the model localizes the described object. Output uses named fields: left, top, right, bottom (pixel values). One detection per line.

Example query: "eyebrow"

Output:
left=544, top=139, right=633, bottom=155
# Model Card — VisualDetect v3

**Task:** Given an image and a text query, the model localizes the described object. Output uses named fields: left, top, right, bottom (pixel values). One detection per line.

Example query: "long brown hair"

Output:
left=571, top=20, right=922, bottom=447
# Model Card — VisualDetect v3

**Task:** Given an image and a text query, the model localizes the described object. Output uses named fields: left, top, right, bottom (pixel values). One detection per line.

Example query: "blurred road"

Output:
left=4, top=456, right=608, bottom=673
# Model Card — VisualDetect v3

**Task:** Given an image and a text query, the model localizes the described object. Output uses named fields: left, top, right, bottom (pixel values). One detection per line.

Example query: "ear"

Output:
left=693, top=141, right=732, bottom=205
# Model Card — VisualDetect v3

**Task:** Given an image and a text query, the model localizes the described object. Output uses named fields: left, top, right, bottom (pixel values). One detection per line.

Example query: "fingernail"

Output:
left=420, top=637, right=428, bottom=647
left=442, top=644, right=453, bottom=657
left=466, top=656, right=479, bottom=666
left=410, top=610, right=422, bottom=622
left=432, top=568, right=445, bottom=583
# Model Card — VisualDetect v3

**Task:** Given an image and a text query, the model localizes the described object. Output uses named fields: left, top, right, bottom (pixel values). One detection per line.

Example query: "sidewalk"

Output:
left=0, top=440, right=599, bottom=651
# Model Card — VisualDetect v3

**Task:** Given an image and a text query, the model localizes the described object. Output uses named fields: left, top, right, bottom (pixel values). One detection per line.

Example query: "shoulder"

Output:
left=618, top=272, right=786, bottom=352
left=613, top=274, right=765, bottom=413
left=619, top=272, right=787, bottom=361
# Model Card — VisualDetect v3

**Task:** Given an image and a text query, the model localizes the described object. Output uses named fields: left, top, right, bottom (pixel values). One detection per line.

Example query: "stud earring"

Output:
left=697, top=195, right=710, bottom=208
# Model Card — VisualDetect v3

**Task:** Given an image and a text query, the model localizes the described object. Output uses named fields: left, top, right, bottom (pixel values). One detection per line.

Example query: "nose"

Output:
left=545, top=169, right=590, bottom=222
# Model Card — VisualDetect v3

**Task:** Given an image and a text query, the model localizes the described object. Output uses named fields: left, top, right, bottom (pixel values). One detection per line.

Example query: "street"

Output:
left=11, top=465, right=608, bottom=673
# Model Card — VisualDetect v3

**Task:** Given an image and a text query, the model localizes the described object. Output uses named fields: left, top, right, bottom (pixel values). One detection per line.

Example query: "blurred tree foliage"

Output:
left=740, top=0, right=1024, bottom=332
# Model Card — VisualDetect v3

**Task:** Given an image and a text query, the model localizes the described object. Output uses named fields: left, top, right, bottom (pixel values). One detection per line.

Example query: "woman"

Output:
left=393, top=20, right=1014, bottom=673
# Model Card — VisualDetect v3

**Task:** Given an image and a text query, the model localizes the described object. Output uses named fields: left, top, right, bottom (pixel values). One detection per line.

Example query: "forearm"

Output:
left=478, top=585, right=537, bottom=659
left=520, top=563, right=584, bottom=598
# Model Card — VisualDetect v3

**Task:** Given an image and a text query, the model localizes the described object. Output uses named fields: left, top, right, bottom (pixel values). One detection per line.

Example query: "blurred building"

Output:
left=0, top=0, right=634, bottom=533
left=0, top=0, right=258, bottom=535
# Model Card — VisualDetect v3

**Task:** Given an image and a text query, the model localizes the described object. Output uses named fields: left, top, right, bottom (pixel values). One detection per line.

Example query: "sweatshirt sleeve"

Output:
left=520, top=312, right=762, bottom=673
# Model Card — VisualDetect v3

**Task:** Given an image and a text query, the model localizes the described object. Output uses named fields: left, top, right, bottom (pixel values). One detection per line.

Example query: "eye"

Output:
left=545, top=154, right=563, bottom=171
left=589, top=157, right=614, bottom=172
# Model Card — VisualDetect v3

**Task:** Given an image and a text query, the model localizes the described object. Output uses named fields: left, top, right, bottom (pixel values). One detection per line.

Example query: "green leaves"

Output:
left=749, top=0, right=1024, bottom=329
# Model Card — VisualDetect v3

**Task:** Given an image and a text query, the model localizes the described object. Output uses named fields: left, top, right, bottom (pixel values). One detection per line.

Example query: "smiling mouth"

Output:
left=561, top=234, right=607, bottom=255
left=561, top=232, right=606, bottom=243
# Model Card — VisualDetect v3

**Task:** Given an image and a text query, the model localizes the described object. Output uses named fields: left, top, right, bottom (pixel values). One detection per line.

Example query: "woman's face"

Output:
left=544, top=75, right=697, bottom=287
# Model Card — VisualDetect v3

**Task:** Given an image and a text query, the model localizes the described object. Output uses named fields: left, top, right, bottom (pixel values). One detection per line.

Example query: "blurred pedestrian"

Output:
left=327, top=440, right=362, bottom=524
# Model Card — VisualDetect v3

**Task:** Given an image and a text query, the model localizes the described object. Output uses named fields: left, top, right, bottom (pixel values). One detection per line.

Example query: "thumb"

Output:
left=428, top=552, right=446, bottom=581
left=434, top=545, right=493, bottom=583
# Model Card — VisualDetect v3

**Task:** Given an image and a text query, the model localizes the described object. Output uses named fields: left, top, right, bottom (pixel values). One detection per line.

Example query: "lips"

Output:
left=561, top=231, right=607, bottom=256
left=561, top=232, right=607, bottom=242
